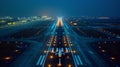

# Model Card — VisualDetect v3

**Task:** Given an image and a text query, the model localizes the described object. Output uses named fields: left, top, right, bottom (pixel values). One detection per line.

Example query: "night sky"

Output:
left=0, top=0, right=120, bottom=17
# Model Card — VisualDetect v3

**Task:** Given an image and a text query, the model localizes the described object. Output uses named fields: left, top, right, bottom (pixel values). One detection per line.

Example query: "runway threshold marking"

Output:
left=77, top=55, right=83, bottom=65
left=36, top=55, right=45, bottom=65
left=74, top=55, right=83, bottom=66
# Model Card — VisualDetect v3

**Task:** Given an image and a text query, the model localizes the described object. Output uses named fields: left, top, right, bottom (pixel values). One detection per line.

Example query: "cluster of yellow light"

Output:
left=64, top=44, right=67, bottom=46
left=68, top=64, right=72, bottom=67
left=64, top=41, right=67, bottom=43
left=69, top=44, right=73, bottom=46
left=110, top=57, right=116, bottom=60
left=21, top=20, right=27, bottom=23
left=14, top=50, right=19, bottom=52
left=8, top=22, right=17, bottom=25
left=101, top=50, right=106, bottom=53
left=71, top=50, right=76, bottom=53
left=54, top=36, right=57, bottom=42
left=8, top=22, right=12, bottom=25
left=63, top=36, right=68, bottom=46
left=48, top=64, right=52, bottom=67
left=57, top=17, right=63, bottom=27
left=4, top=56, right=11, bottom=60
left=0, top=20, right=5, bottom=22
left=66, top=56, right=70, bottom=59
left=50, top=55, right=54, bottom=59
left=44, top=50, right=49, bottom=53
left=58, top=63, right=62, bottom=66
left=53, top=36, right=57, bottom=46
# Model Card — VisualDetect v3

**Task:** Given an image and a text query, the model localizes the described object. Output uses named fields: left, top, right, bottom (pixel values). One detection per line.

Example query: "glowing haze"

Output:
left=57, top=17, right=63, bottom=27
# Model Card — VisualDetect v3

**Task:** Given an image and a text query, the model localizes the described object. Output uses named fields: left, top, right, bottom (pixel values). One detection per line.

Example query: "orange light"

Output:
left=68, top=64, right=72, bottom=67
left=48, top=64, right=52, bottom=67
left=4, top=57, right=11, bottom=60
left=64, top=41, right=67, bottom=43
left=14, top=50, right=19, bottom=52
left=101, top=50, right=106, bottom=52
left=66, top=56, right=70, bottom=59
left=64, top=44, right=67, bottom=46
left=111, top=57, right=116, bottom=60
left=50, top=55, right=54, bottom=59
left=58, top=63, right=62, bottom=66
